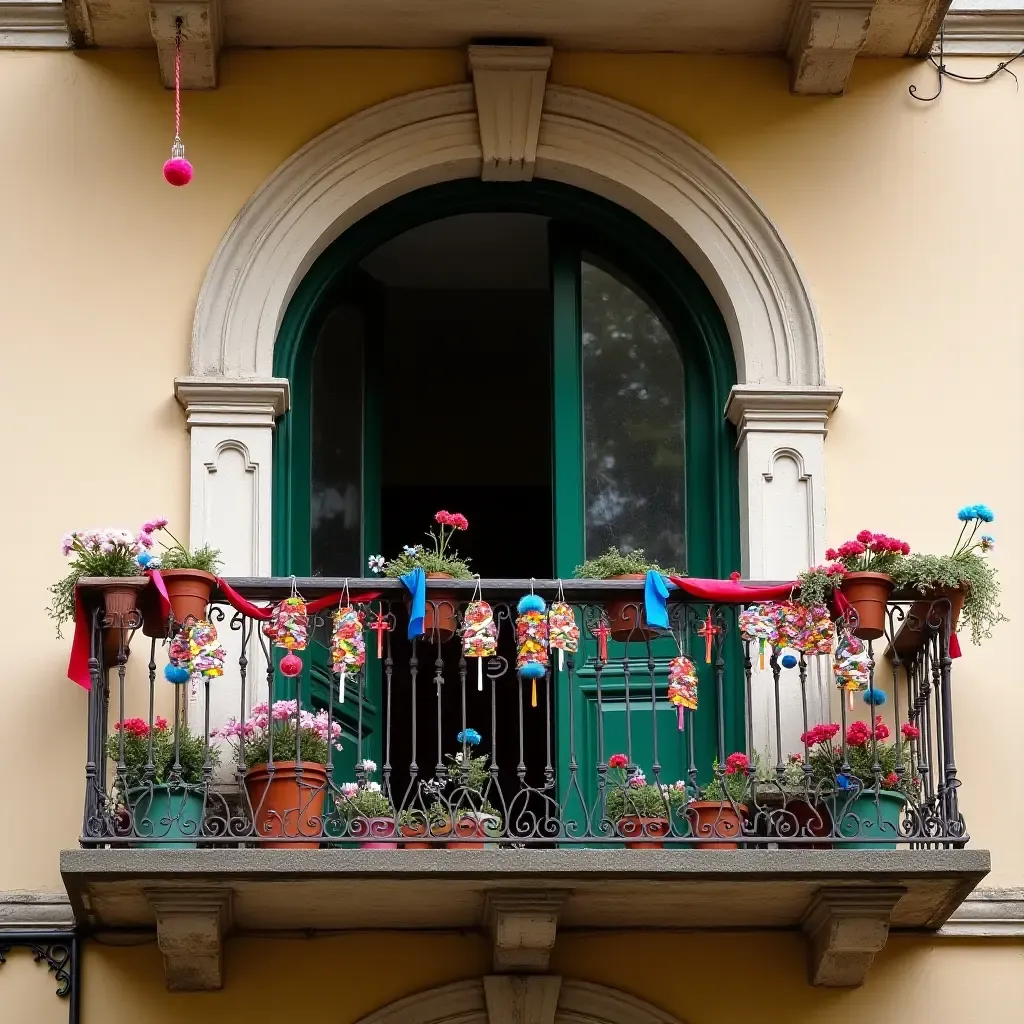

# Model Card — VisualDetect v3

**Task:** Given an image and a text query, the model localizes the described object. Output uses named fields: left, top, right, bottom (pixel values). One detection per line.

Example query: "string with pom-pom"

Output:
left=163, top=17, right=193, bottom=186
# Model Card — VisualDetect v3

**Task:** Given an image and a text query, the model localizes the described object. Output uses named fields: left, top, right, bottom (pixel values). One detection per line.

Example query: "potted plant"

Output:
left=825, top=532, right=910, bottom=639
left=136, top=518, right=221, bottom=634
left=337, top=760, right=397, bottom=848
left=375, top=510, right=472, bottom=641
left=49, top=527, right=152, bottom=664
left=688, top=752, right=751, bottom=849
left=796, top=561, right=847, bottom=609
left=573, top=547, right=678, bottom=642
left=436, top=729, right=502, bottom=848
left=891, top=505, right=1005, bottom=648
left=802, top=718, right=920, bottom=849
left=106, top=716, right=218, bottom=848
left=604, top=754, right=682, bottom=848
left=212, top=699, right=342, bottom=849
left=752, top=750, right=832, bottom=847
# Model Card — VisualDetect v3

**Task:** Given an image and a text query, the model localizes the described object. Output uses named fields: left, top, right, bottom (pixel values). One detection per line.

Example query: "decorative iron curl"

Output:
left=911, top=28, right=1024, bottom=103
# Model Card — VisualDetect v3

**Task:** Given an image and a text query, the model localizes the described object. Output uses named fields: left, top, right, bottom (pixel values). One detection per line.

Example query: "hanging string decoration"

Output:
left=739, top=602, right=779, bottom=670
left=263, top=594, right=309, bottom=677
left=462, top=600, right=498, bottom=691
left=696, top=608, right=723, bottom=665
left=331, top=605, right=365, bottom=703
left=165, top=632, right=191, bottom=684
left=774, top=601, right=807, bottom=650
left=162, top=18, right=193, bottom=187
left=516, top=593, right=549, bottom=708
left=834, top=631, right=873, bottom=709
left=667, top=655, right=698, bottom=731
left=165, top=620, right=225, bottom=686
left=548, top=593, right=579, bottom=671
left=794, top=604, right=834, bottom=656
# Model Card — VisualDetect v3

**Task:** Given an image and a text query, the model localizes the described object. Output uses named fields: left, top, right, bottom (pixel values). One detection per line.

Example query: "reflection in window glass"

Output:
left=581, top=260, right=686, bottom=571
left=310, top=305, right=364, bottom=577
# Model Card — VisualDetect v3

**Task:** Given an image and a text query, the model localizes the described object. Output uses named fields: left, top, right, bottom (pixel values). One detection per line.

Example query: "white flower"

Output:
left=368, top=554, right=385, bottom=574
left=403, top=545, right=421, bottom=556
left=454, top=752, right=464, bottom=764
left=358, top=758, right=377, bottom=774
left=365, top=781, right=382, bottom=794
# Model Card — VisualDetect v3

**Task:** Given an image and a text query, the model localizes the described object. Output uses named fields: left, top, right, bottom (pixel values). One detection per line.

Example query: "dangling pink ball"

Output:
left=163, top=156, right=193, bottom=187
left=279, top=652, right=303, bottom=677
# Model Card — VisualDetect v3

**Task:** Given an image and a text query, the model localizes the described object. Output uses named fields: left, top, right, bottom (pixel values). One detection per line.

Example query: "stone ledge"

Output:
left=939, top=886, right=1024, bottom=937
left=0, top=891, right=74, bottom=931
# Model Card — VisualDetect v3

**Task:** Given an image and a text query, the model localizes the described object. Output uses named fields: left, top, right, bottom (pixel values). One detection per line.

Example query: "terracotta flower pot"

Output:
left=445, top=812, right=500, bottom=850
left=839, top=571, right=894, bottom=640
left=350, top=815, right=398, bottom=849
left=160, top=568, right=217, bottom=628
left=893, top=584, right=969, bottom=656
left=688, top=801, right=747, bottom=850
left=424, top=572, right=459, bottom=642
left=100, top=578, right=148, bottom=666
left=768, top=798, right=833, bottom=850
left=604, top=574, right=657, bottom=643
left=617, top=815, right=670, bottom=849
left=245, top=761, right=328, bottom=849
left=399, top=820, right=433, bottom=850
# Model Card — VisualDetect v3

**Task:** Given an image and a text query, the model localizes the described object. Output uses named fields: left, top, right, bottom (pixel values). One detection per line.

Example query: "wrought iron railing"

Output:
left=79, top=578, right=966, bottom=848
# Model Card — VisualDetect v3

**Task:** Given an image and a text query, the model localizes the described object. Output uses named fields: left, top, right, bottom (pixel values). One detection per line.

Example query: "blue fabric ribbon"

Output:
left=400, top=567, right=426, bottom=640
left=644, top=571, right=676, bottom=631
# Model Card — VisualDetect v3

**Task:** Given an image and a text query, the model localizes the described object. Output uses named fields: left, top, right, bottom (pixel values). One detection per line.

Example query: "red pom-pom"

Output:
left=279, top=652, right=303, bottom=677
left=163, top=157, right=193, bottom=187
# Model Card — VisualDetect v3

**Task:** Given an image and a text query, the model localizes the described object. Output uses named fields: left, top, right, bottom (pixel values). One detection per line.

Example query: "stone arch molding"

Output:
left=177, top=64, right=841, bottom=755
left=352, top=977, right=688, bottom=1024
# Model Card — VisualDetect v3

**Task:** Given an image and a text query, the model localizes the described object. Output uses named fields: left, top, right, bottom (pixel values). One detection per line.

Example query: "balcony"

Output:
left=61, top=578, right=988, bottom=990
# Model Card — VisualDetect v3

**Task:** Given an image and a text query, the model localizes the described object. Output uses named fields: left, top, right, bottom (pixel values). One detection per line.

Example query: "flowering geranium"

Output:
left=825, top=532, right=910, bottom=575
left=382, top=510, right=473, bottom=579
left=796, top=562, right=847, bottom=608
left=106, top=715, right=217, bottom=794
left=336, top=759, right=394, bottom=821
left=605, top=754, right=681, bottom=822
left=799, top=717, right=916, bottom=796
left=901, top=722, right=920, bottom=740
left=608, top=753, right=628, bottom=769
left=211, top=699, right=342, bottom=770
left=724, top=752, right=750, bottom=776
left=701, top=752, right=754, bottom=803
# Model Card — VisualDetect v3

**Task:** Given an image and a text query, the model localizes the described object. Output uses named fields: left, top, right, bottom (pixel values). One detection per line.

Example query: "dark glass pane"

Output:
left=581, top=259, right=686, bottom=571
left=310, top=304, right=364, bottom=577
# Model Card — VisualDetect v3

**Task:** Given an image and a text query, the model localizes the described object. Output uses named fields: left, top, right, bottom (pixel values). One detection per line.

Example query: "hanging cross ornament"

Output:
left=696, top=608, right=722, bottom=665
left=367, top=604, right=391, bottom=658
left=163, top=17, right=193, bottom=186
left=593, top=620, right=611, bottom=663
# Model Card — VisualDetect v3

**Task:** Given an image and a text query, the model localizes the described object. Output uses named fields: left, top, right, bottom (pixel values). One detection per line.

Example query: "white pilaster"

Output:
left=726, top=384, right=842, bottom=760
left=174, top=377, right=289, bottom=740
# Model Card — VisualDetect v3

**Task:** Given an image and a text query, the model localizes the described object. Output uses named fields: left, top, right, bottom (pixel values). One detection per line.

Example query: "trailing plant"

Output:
left=142, top=518, right=222, bottom=573
left=106, top=716, right=218, bottom=796
left=574, top=546, right=678, bottom=579
left=337, top=761, right=395, bottom=819
left=373, top=510, right=473, bottom=579
left=825, top=531, right=910, bottom=576
left=48, top=526, right=149, bottom=636
left=211, top=699, right=343, bottom=769
left=890, top=505, right=1005, bottom=645
left=800, top=720, right=920, bottom=798
left=700, top=752, right=754, bottom=804
left=796, top=562, right=846, bottom=608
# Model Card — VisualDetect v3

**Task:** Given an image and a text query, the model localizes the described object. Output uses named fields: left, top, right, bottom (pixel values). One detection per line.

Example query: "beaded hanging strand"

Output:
left=163, top=17, right=194, bottom=186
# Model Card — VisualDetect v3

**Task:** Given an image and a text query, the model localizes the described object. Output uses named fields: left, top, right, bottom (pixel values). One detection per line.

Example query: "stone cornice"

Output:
left=938, top=886, right=1024, bottom=936
left=725, top=384, right=843, bottom=442
left=0, top=1, right=70, bottom=47
left=0, top=891, right=74, bottom=931
left=174, top=376, right=291, bottom=428
left=937, top=9, right=1024, bottom=55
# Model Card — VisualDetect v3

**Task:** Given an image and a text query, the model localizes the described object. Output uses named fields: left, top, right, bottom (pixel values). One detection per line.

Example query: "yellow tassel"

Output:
left=531, top=679, right=537, bottom=708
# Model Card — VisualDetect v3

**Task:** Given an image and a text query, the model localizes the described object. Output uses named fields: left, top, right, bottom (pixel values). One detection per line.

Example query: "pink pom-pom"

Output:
left=163, top=157, right=193, bottom=187
left=279, top=652, right=303, bottom=677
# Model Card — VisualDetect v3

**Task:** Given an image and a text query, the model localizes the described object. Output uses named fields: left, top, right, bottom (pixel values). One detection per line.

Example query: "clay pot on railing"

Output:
left=415, top=573, right=458, bottom=642
left=444, top=812, right=501, bottom=850
left=604, top=574, right=657, bottom=643
left=839, top=572, right=894, bottom=640
left=245, top=761, right=328, bottom=850
left=350, top=815, right=398, bottom=850
left=100, top=577, right=149, bottom=665
left=687, top=801, right=748, bottom=850
left=398, top=820, right=433, bottom=850
left=161, top=568, right=217, bottom=627
left=617, top=815, right=670, bottom=849
left=892, top=584, right=968, bottom=656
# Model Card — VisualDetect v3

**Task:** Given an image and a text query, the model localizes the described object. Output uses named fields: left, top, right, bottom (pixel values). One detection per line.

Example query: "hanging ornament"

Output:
left=739, top=602, right=779, bottom=670
left=834, top=631, right=872, bottom=710
left=780, top=653, right=798, bottom=669
left=794, top=604, right=834, bottom=656
left=667, top=655, right=698, bottom=731
left=165, top=620, right=225, bottom=686
left=696, top=608, right=723, bottom=665
left=516, top=589, right=548, bottom=708
left=162, top=18, right=193, bottom=187
left=367, top=603, right=391, bottom=659
left=263, top=585, right=309, bottom=678
left=462, top=580, right=498, bottom=692
left=548, top=581, right=579, bottom=671
left=774, top=601, right=808, bottom=650
left=863, top=687, right=887, bottom=707
left=165, top=631, right=191, bottom=684
left=331, top=603, right=365, bottom=703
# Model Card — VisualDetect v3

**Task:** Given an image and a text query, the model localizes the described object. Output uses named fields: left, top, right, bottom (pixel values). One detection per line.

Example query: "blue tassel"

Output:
left=165, top=664, right=190, bottom=684
left=863, top=687, right=887, bottom=706
left=517, top=594, right=546, bottom=614
left=780, top=653, right=798, bottom=669
left=519, top=661, right=546, bottom=679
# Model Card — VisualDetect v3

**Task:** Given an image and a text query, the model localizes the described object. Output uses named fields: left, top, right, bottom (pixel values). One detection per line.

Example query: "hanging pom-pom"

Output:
left=517, top=594, right=546, bottom=615
left=667, top=655, right=698, bottom=730
left=519, top=661, right=546, bottom=680
left=280, top=652, right=303, bottom=677
left=163, top=19, right=193, bottom=187
left=863, top=687, right=887, bottom=707
left=781, top=653, right=798, bottom=669
left=516, top=593, right=548, bottom=697
left=164, top=663, right=190, bottom=684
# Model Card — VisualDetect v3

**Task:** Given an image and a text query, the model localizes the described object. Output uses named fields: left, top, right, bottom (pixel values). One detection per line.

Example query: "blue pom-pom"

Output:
left=164, top=664, right=190, bottom=684
left=517, top=594, right=546, bottom=614
left=781, top=653, right=798, bottom=669
left=137, top=551, right=152, bottom=568
left=863, top=687, right=887, bottom=706
left=519, top=661, right=546, bottom=679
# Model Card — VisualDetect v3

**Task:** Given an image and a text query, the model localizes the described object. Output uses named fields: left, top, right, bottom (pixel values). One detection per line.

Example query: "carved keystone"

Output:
left=484, top=891, right=567, bottom=972
left=801, top=886, right=906, bottom=987
left=484, top=975, right=562, bottom=1024
left=145, top=887, right=232, bottom=991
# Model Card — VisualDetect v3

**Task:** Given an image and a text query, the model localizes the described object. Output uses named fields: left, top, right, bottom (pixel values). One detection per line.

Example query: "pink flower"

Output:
left=154, top=716, right=169, bottom=731
left=434, top=510, right=452, bottom=526
left=608, top=753, right=628, bottom=769
left=883, top=772, right=900, bottom=788
left=846, top=721, right=871, bottom=747
left=825, top=562, right=846, bottom=577
left=628, top=771, right=647, bottom=789
left=138, top=532, right=154, bottom=550
left=825, top=548, right=838, bottom=561
left=115, top=717, right=150, bottom=739
left=341, top=782, right=359, bottom=798
left=856, top=530, right=874, bottom=544
left=788, top=752, right=803, bottom=763
left=873, top=716, right=890, bottom=741
left=60, top=533, right=76, bottom=556
left=837, top=541, right=866, bottom=559
left=901, top=722, right=920, bottom=740
left=724, top=752, right=750, bottom=776
left=450, top=513, right=469, bottom=531
left=142, top=518, right=169, bottom=534
left=801, top=723, right=840, bottom=748
left=901, top=542, right=911, bottom=555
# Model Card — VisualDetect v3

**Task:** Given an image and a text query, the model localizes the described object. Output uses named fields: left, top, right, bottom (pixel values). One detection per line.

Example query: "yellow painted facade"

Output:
left=0, top=42, right=1021, bottom=1022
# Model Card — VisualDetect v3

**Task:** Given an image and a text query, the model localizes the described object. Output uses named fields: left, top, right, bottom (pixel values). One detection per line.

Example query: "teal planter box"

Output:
left=129, top=785, right=205, bottom=848
left=827, top=790, right=905, bottom=850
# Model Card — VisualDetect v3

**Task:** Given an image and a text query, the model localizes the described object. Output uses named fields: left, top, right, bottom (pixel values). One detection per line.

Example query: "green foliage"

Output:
left=606, top=783, right=679, bottom=821
left=892, top=551, right=1005, bottom=645
left=445, top=751, right=492, bottom=793
left=383, top=546, right=473, bottom=580
left=160, top=543, right=222, bottom=573
left=241, top=722, right=331, bottom=770
left=807, top=740, right=917, bottom=797
left=754, top=751, right=810, bottom=790
left=337, top=787, right=394, bottom=819
left=105, top=719, right=218, bottom=796
left=795, top=566, right=840, bottom=609
left=48, top=550, right=141, bottom=637
left=573, top=546, right=678, bottom=579
left=701, top=767, right=752, bottom=804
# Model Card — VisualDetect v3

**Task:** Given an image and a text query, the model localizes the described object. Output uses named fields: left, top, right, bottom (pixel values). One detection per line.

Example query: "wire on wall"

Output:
left=911, top=27, right=1024, bottom=102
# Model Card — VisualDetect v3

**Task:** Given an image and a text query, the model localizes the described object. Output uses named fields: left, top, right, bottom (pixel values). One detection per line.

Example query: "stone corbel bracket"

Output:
left=150, top=0, right=223, bottom=90
left=145, top=886, right=233, bottom=991
left=787, top=1, right=877, bottom=95
left=801, top=886, right=906, bottom=986
left=484, top=891, right=567, bottom=973
left=469, top=45, right=553, bottom=182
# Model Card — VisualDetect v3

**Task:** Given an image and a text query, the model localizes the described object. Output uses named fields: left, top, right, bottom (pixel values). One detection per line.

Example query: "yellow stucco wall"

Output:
left=1, top=46, right=1020, bottom=906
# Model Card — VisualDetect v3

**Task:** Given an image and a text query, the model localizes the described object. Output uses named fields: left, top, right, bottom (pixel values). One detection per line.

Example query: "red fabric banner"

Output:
left=664, top=575, right=797, bottom=603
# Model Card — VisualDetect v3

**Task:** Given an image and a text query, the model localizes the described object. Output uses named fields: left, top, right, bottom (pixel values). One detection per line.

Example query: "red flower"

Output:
left=873, top=716, right=890, bottom=741
left=900, top=542, right=911, bottom=555
left=608, top=753, right=628, bottom=769
left=450, top=512, right=469, bottom=531
left=788, top=752, right=803, bottom=763
left=846, top=721, right=871, bottom=747
left=114, top=717, right=150, bottom=739
left=434, top=510, right=453, bottom=526
left=883, top=772, right=900, bottom=788
left=901, top=722, right=920, bottom=740
left=825, top=562, right=845, bottom=577
left=837, top=540, right=866, bottom=559
left=154, top=716, right=169, bottom=731
left=724, top=752, right=750, bottom=776
left=825, top=548, right=838, bottom=561
left=856, top=530, right=874, bottom=544
left=800, top=722, right=840, bottom=748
